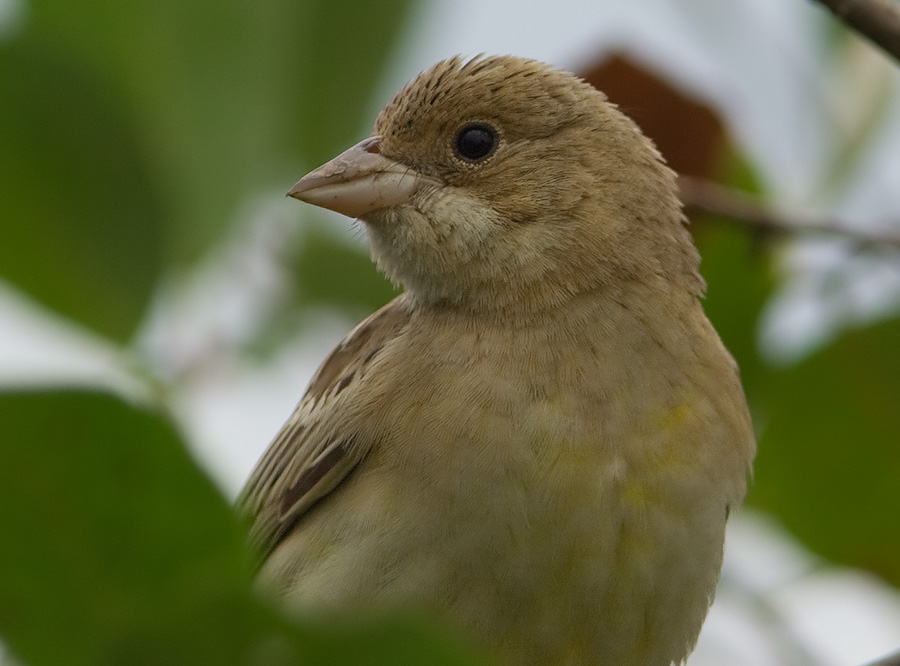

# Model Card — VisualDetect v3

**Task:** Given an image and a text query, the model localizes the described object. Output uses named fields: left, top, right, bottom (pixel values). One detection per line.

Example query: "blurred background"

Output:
left=1, top=0, right=899, bottom=664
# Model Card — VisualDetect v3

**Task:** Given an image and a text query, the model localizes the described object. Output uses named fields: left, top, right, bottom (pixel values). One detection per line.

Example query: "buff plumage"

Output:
left=239, top=55, right=755, bottom=666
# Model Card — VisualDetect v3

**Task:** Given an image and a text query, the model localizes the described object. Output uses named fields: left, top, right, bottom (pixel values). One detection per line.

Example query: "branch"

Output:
left=677, top=176, right=900, bottom=251
left=866, top=649, right=900, bottom=666
left=812, top=0, right=900, bottom=63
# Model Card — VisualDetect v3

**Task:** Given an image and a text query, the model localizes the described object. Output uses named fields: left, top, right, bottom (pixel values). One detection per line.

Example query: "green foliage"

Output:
left=295, top=225, right=399, bottom=313
left=696, top=178, right=900, bottom=587
left=0, top=391, right=254, bottom=664
left=0, top=0, right=413, bottom=337
left=695, top=221, right=775, bottom=407
left=750, top=317, right=900, bottom=583
left=0, top=37, right=165, bottom=341
left=0, top=391, right=488, bottom=666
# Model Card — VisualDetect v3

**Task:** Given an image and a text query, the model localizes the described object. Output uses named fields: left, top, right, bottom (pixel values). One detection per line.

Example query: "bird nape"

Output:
left=238, top=54, right=755, bottom=666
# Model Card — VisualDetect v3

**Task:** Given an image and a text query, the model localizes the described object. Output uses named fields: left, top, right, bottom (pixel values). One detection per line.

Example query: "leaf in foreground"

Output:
left=0, top=391, right=485, bottom=666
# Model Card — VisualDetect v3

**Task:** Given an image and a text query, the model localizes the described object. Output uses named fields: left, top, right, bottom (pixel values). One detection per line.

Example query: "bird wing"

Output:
left=237, top=296, right=412, bottom=567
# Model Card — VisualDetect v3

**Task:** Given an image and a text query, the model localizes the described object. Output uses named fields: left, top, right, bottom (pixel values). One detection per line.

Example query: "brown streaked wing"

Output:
left=237, top=296, right=412, bottom=567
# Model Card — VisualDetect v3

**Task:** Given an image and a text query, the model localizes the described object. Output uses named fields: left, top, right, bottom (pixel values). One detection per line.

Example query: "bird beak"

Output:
left=288, top=136, right=423, bottom=219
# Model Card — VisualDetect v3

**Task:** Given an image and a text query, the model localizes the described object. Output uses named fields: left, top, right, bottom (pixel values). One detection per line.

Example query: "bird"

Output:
left=238, top=54, right=755, bottom=666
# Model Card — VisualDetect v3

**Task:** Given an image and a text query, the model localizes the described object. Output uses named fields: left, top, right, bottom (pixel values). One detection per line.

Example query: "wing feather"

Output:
left=237, top=297, right=411, bottom=566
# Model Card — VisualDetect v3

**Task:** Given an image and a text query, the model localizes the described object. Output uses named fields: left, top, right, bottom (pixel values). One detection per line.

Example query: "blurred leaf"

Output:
left=0, top=38, right=165, bottom=341
left=748, top=317, right=900, bottom=584
left=0, top=390, right=259, bottom=665
left=696, top=151, right=900, bottom=584
left=22, top=0, right=415, bottom=265
left=0, top=391, right=488, bottom=666
left=0, top=0, right=415, bottom=343
left=283, top=0, right=417, bottom=166
left=296, top=226, right=398, bottom=313
left=300, top=613, right=492, bottom=666
left=694, top=219, right=775, bottom=409
left=691, top=147, right=775, bottom=411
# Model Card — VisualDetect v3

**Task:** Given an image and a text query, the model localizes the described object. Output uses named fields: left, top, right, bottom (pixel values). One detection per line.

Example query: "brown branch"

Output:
left=677, top=176, right=900, bottom=251
left=812, top=0, right=900, bottom=63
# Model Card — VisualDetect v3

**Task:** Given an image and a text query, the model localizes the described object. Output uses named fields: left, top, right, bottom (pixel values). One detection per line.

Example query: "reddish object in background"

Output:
left=580, top=55, right=726, bottom=179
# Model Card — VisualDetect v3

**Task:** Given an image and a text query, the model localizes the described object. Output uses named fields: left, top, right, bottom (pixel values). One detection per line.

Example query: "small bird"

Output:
left=239, top=55, right=755, bottom=666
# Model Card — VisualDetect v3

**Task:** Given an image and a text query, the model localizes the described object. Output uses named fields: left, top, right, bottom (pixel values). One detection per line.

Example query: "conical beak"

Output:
left=288, top=136, right=424, bottom=219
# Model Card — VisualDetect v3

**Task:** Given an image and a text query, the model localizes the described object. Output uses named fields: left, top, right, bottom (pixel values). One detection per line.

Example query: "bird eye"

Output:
left=453, top=123, right=498, bottom=162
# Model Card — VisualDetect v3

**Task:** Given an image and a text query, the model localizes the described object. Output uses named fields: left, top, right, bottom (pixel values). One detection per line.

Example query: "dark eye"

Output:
left=453, top=123, right=498, bottom=162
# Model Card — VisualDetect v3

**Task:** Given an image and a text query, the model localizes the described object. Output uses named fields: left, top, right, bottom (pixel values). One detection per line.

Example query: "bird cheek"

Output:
left=365, top=208, right=437, bottom=282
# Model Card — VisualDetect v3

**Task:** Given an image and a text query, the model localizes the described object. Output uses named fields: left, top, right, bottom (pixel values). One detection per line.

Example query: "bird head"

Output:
left=290, top=55, right=703, bottom=318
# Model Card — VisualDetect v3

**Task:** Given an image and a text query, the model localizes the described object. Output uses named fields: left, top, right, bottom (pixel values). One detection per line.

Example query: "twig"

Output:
left=677, top=176, right=900, bottom=251
left=812, top=0, right=900, bottom=63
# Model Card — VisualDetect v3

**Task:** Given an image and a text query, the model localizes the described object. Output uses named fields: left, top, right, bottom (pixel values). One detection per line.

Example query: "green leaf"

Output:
left=694, top=220, right=775, bottom=408
left=748, top=317, right=900, bottom=584
left=0, top=391, right=488, bottom=665
left=0, top=38, right=165, bottom=341
left=0, top=390, right=252, bottom=664
left=20, top=0, right=416, bottom=265
left=0, top=0, right=415, bottom=342
left=279, top=0, right=417, bottom=166
left=296, top=225, right=399, bottom=314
